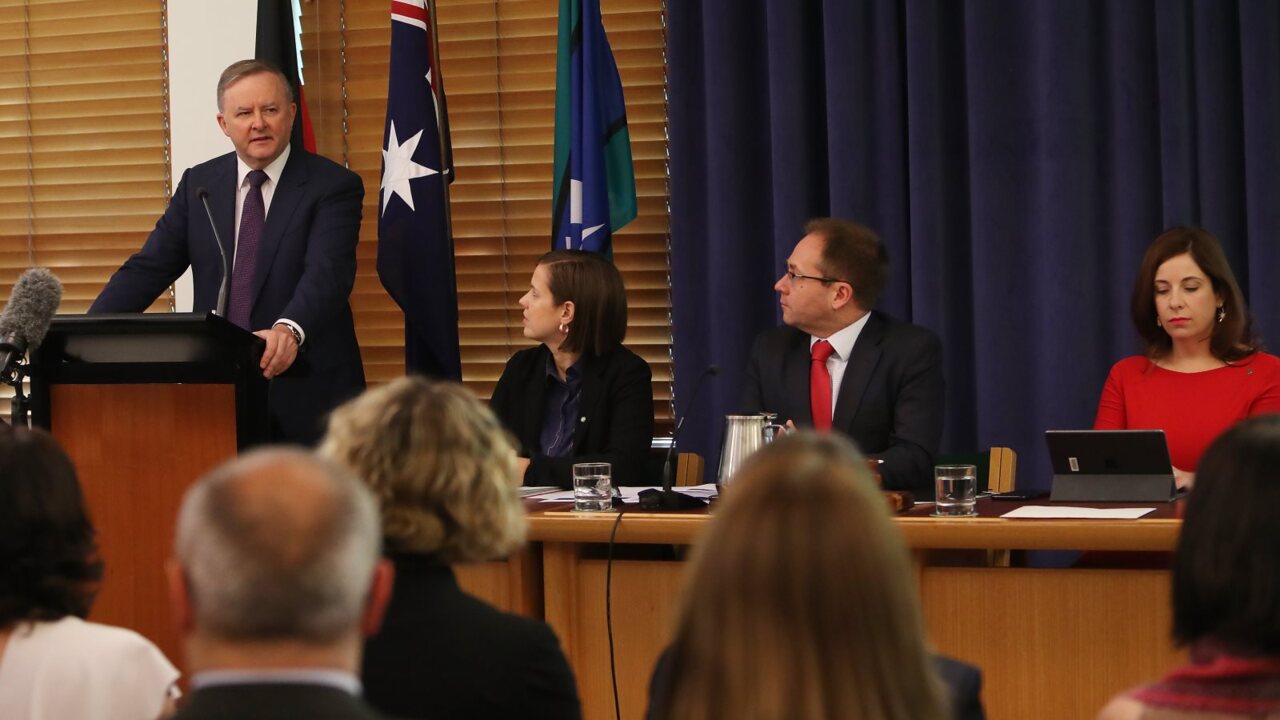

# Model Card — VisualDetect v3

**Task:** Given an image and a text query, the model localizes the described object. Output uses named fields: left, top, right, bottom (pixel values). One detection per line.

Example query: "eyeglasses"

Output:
left=782, top=270, right=849, bottom=286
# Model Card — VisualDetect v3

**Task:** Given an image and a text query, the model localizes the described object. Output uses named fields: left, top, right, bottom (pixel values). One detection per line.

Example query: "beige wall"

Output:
left=165, top=0, right=257, bottom=310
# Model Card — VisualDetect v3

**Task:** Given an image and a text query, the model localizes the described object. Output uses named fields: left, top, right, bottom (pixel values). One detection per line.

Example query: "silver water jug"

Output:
left=717, top=413, right=785, bottom=486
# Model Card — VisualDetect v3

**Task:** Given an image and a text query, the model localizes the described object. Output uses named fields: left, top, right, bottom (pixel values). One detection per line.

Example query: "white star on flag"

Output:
left=566, top=179, right=605, bottom=248
left=381, top=120, right=438, bottom=215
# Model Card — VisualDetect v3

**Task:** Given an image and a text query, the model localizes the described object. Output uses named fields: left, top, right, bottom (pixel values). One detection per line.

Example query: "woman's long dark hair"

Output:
left=1172, top=415, right=1280, bottom=652
left=0, top=427, right=102, bottom=627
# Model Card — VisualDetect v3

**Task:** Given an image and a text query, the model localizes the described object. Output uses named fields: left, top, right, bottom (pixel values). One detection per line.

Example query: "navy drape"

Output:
left=669, top=1, right=1280, bottom=488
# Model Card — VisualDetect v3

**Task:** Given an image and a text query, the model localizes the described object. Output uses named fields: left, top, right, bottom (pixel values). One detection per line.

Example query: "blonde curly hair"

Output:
left=318, top=377, right=526, bottom=562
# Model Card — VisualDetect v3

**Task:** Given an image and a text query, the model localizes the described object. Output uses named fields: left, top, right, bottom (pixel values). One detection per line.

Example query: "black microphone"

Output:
left=0, top=268, right=63, bottom=386
left=196, top=187, right=231, bottom=318
left=639, top=364, right=719, bottom=510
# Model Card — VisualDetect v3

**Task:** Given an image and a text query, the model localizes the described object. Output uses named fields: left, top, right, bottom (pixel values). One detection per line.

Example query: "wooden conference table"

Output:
left=456, top=496, right=1185, bottom=720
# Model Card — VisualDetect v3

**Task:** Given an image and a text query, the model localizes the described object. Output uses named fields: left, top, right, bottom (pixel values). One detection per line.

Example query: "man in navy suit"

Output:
left=90, top=59, right=365, bottom=445
left=740, top=218, right=945, bottom=491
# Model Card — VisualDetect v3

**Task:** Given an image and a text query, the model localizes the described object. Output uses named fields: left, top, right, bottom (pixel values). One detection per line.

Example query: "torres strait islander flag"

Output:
left=376, top=0, right=461, bottom=380
left=255, top=0, right=315, bottom=152
left=552, top=0, right=637, bottom=254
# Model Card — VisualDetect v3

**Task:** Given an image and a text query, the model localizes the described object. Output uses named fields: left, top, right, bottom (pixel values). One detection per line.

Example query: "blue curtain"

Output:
left=668, top=0, right=1280, bottom=489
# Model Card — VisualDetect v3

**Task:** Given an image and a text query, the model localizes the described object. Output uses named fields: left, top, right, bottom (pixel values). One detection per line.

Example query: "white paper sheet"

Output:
left=999, top=505, right=1156, bottom=519
left=519, top=486, right=561, bottom=498
left=537, top=483, right=720, bottom=504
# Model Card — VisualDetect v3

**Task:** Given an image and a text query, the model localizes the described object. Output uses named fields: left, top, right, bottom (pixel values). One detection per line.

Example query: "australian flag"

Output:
left=377, top=0, right=461, bottom=380
left=551, top=0, right=637, bottom=254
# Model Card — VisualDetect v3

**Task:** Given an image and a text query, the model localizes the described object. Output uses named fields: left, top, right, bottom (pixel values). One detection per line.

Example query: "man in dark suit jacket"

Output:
left=90, top=59, right=365, bottom=445
left=741, top=218, right=944, bottom=491
left=169, top=448, right=395, bottom=720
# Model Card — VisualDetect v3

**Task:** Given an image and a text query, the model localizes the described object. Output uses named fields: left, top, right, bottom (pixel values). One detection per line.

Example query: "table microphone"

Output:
left=639, top=364, right=718, bottom=510
left=196, top=187, right=230, bottom=318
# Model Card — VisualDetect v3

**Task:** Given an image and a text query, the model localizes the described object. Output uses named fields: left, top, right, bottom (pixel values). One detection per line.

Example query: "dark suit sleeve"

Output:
left=528, top=350, right=655, bottom=488
left=875, top=329, right=945, bottom=491
left=645, top=646, right=675, bottom=720
left=515, top=623, right=583, bottom=720
left=89, top=169, right=197, bottom=313
left=739, top=333, right=767, bottom=413
left=277, top=167, right=364, bottom=335
left=489, top=360, right=516, bottom=427
left=932, top=655, right=986, bottom=720
left=489, top=353, right=525, bottom=450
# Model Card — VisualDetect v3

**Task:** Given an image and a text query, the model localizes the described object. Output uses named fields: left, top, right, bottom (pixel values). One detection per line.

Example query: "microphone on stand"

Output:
left=0, top=268, right=63, bottom=426
left=196, top=187, right=231, bottom=318
left=0, top=268, right=62, bottom=387
left=639, top=364, right=719, bottom=510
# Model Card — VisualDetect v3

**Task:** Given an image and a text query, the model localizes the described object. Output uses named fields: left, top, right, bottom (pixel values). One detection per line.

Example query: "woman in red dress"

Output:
left=1095, top=227, right=1280, bottom=489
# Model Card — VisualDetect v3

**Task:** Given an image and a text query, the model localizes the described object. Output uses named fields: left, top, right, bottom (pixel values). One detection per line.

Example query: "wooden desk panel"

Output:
left=453, top=545, right=544, bottom=619
left=511, top=500, right=1187, bottom=720
left=921, top=566, right=1179, bottom=719
left=51, top=383, right=239, bottom=673
left=543, top=542, right=685, bottom=720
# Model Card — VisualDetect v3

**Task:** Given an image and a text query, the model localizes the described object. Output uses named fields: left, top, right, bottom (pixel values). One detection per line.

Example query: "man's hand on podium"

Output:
left=255, top=324, right=299, bottom=379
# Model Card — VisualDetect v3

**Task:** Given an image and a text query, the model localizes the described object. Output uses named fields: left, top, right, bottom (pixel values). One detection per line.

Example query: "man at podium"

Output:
left=90, top=59, right=366, bottom=445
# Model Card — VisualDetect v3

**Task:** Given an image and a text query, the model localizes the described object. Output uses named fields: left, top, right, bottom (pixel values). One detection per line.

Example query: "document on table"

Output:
left=536, top=483, right=720, bottom=504
left=999, top=506, right=1156, bottom=519
left=519, top=486, right=561, bottom=498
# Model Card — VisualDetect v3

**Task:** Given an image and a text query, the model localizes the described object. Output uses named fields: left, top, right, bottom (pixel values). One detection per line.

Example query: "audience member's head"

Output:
left=319, top=377, right=525, bottom=562
left=170, top=448, right=390, bottom=670
left=659, top=432, right=947, bottom=720
left=0, top=427, right=103, bottom=629
left=1172, top=414, right=1280, bottom=653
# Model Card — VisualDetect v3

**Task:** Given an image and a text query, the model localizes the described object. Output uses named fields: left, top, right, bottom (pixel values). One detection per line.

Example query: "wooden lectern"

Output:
left=27, top=312, right=267, bottom=669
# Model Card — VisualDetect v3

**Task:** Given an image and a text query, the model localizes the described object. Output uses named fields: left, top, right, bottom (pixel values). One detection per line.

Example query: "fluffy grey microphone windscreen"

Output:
left=0, top=268, right=63, bottom=350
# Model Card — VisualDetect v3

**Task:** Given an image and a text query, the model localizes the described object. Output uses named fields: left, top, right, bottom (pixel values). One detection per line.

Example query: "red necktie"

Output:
left=810, top=340, right=835, bottom=432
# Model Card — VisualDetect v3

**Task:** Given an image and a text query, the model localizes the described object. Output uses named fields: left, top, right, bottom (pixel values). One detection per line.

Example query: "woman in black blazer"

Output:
left=320, top=378, right=582, bottom=720
left=490, top=250, right=654, bottom=487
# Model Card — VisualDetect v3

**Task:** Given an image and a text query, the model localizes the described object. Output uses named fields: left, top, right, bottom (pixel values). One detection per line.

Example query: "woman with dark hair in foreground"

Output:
left=650, top=432, right=949, bottom=720
left=1095, top=227, right=1280, bottom=489
left=0, top=427, right=179, bottom=719
left=1099, top=414, right=1280, bottom=718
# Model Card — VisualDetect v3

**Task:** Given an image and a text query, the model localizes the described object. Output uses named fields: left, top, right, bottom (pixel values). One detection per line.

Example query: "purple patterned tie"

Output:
left=227, top=169, right=268, bottom=329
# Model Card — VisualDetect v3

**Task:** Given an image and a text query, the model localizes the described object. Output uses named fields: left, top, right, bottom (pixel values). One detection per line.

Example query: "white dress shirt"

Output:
left=809, top=312, right=871, bottom=423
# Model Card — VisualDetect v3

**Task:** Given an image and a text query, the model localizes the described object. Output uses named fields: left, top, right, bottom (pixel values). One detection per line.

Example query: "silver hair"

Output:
left=175, top=448, right=380, bottom=643
left=216, top=59, right=295, bottom=112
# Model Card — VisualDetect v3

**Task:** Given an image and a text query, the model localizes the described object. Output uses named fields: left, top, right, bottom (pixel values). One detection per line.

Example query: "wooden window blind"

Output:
left=0, top=0, right=169, bottom=310
left=0, top=0, right=168, bottom=417
left=301, top=0, right=673, bottom=427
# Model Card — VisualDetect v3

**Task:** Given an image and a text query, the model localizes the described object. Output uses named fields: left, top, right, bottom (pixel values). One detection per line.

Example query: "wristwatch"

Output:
left=275, top=322, right=303, bottom=346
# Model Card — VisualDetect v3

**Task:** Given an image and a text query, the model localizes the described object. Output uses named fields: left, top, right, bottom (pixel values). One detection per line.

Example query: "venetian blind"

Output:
left=0, top=0, right=169, bottom=309
left=0, top=0, right=169, bottom=417
left=302, top=0, right=673, bottom=426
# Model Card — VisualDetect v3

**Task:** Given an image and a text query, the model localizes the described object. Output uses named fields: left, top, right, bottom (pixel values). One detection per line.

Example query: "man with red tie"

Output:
left=91, top=59, right=366, bottom=446
left=740, top=218, right=945, bottom=491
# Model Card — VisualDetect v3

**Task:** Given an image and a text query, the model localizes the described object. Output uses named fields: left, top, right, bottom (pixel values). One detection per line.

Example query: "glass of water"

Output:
left=933, top=464, right=978, bottom=517
left=572, top=462, right=613, bottom=512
